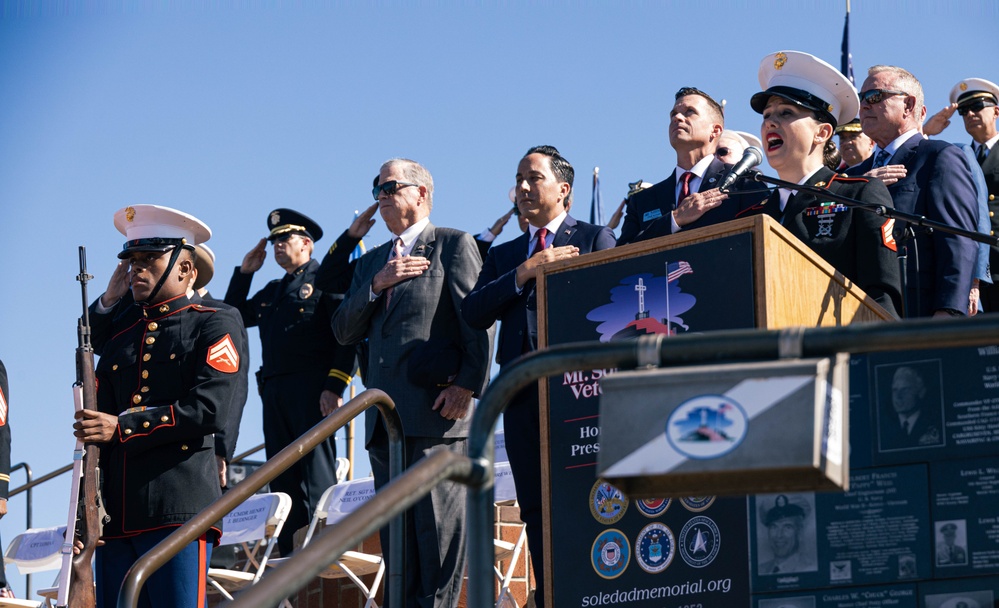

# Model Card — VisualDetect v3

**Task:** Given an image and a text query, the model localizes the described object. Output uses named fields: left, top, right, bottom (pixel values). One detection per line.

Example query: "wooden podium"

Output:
left=533, top=215, right=893, bottom=608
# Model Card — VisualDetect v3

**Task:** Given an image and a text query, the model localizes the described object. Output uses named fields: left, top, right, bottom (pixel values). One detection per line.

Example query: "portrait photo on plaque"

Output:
left=924, top=590, right=993, bottom=608
left=934, top=521, right=968, bottom=568
left=875, top=360, right=945, bottom=452
left=755, top=492, right=818, bottom=576
left=758, top=596, right=816, bottom=608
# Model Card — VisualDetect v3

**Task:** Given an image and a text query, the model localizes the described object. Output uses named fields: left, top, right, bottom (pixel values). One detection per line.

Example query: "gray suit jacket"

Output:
left=333, top=222, right=493, bottom=446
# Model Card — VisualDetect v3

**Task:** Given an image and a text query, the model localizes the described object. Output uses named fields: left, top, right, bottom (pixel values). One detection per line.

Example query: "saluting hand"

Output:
left=432, top=385, right=473, bottom=421
left=673, top=187, right=728, bottom=228
left=865, top=164, right=907, bottom=186
left=515, top=245, right=579, bottom=288
left=240, top=238, right=268, bottom=274
left=73, top=409, right=119, bottom=443
left=489, top=208, right=517, bottom=236
left=347, top=203, right=379, bottom=239
left=320, top=389, right=343, bottom=416
left=607, top=199, right=627, bottom=230
left=100, top=261, right=131, bottom=308
left=372, top=255, right=431, bottom=294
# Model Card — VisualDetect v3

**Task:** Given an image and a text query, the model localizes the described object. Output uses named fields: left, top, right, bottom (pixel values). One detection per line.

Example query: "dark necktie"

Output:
left=902, top=419, right=910, bottom=435
left=678, top=171, right=694, bottom=202
left=873, top=149, right=891, bottom=168
left=531, top=227, right=549, bottom=257
left=978, top=144, right=989, bottom=166
left=384, top=238, right=403, bottom=308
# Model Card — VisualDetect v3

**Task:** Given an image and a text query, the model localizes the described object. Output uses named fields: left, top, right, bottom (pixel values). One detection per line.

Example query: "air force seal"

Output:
left=679, top=516, right=721, bottom=568
left=636, top=523, right=675, bottom=574
left=590, top=480, right=628, bottom=524
left=591, top=529, right=630, bottom=579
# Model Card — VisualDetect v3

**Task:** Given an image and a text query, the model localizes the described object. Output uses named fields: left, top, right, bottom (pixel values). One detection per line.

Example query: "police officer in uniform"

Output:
left=224, top=208, right=355, bottom=555
left=748, top=50, right=903, bottom=317
left=73, top=205, right=245, bottom=608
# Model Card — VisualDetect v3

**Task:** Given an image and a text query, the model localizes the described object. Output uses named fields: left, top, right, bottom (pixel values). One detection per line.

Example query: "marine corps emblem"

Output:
left=125, top=206, right=136, bottom=222
left=269, top=210, right=280, bottom=227
left=774, top=52, right=787, bottom=70
left=960, top=82, right=968, bottom=91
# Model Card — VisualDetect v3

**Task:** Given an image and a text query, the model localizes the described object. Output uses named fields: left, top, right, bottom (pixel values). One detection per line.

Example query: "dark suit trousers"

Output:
left=504, top=385, right=546, bottom=608
left=262, top=371, right=338, bottom=556
left=369, top=421, right=468, bottom=608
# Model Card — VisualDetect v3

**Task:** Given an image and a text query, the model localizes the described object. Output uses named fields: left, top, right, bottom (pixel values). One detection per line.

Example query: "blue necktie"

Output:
left=873, top=149, right=891, bottom=168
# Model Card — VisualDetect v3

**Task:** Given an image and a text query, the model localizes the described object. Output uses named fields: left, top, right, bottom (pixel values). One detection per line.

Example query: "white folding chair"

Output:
left=334, top=457, right=351, bottom=483
left=492, top=460, right=528, bottom=608
left=3, top=526, right=66, bottom=608
left=206, top=492, right=292, bottom=601
left=269, top=477, right=383, bottom=608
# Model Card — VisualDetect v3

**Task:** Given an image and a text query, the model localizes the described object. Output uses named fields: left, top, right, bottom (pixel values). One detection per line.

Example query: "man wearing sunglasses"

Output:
left=224, top=208, right=356, bottom=556
left=854, top=65, right=979, bottom=318
left=334, top=159, right=492, bottom=608
left=616, top=87, right=768, bottom=246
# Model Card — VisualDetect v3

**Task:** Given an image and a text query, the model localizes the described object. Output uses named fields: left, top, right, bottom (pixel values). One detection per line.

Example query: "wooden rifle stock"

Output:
left=59, top=247, right=101, bottom=608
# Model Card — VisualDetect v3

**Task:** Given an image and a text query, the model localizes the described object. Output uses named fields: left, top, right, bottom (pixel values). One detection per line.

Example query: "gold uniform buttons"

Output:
left=180, top=444, right=189, bottom=451
left=143, top=353, right=151, bottom=362
left=145, top=336, right=156, bottom=345
left=140, top=386, right=150, bottom=393
left=112, top=364, right=119, bottom=371
left=991, top=211, right=995, bottom=218
left=132, top=395, right=142, bottom=404
left=159, top=305, right=170, bottom=313
left=142, top=421, right=150, bottom=428
left=990, top=194, right=995, bottom=201
left=142, top=370, right=149, bottom=379
left=160, top=415, right=169, bottom=422
left=148, top=322, right=159, bottom=331
left=170, top=353, right=176, bottom=360
left=299, top=308, right=304, bottom=313
left=124, top=429, right=133, bottom=435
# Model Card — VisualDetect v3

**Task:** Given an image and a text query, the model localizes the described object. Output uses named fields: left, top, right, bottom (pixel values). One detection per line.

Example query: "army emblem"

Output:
left=591, top=529, right=630, bottom=579
left=678, top=515, right=721, bottom=568
left=774, top=52, right=787, bottom=70
left=589, top=480, right=628, bottom=524
left=666, top=395, right=748, bottom=460
left=125, top=206, right=136, bottom=222
left=680, top=496, right=715, bottom=512
left=270, top=210, right=281, bottom=227
left=635, top=523, right=675, bottom=574
left=300, top=283, right=314, bottom=299
left=637, top=497, right=671, bottom=518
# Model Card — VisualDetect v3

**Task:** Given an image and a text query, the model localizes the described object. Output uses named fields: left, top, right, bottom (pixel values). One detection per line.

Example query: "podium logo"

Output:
left=666, top=395, right=748, bottom=460
left=636, top=523, right=676, bottom=573
left=591, top=529, right=631, bottom=579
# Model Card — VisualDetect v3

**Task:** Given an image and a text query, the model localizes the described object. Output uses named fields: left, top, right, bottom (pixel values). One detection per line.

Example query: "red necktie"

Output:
left=384, top=238, right=403, bottom=309
left=678, top=171, right=693, bottom=202
left=531, top=227, right=549, bottom=257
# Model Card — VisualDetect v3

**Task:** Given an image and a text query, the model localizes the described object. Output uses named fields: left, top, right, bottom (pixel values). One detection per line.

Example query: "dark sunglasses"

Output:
left=372, top=180, right=419, bottom=200
left=716, top=147, right=733, bottom=157
left=858, top=89, right=909, bottom=105
left=958, top=100, right=996, bottom=116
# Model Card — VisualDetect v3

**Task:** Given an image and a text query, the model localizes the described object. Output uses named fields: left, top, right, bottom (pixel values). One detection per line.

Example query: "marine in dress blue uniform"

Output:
left=224, top=208, right=355, bottom=555
left=74, top=205, right=245, bottom=608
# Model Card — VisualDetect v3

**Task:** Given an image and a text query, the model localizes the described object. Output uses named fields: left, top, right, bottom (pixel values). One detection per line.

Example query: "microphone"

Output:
left=718, top=146, right=763, bottom=192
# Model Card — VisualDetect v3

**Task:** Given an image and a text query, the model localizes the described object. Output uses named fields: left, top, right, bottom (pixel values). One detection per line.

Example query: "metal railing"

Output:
left=114, top=388, right=404, bottom=608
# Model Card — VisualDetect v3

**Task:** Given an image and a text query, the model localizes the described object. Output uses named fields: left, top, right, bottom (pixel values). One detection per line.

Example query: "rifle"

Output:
left=57, top=246, right=101, bottom=608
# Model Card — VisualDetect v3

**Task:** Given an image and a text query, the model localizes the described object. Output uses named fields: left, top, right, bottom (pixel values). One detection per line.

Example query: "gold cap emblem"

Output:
left=125, top=206, right=136, bottom=222
left=827, top=104, right=834, bottom=113
left=774, top=52, right=787, bottom=70
left=960, top=82, right=968, bottom=91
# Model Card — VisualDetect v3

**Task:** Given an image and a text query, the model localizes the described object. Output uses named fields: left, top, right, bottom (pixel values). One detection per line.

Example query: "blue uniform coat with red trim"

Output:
left=95, top=294, right=244, bottom=538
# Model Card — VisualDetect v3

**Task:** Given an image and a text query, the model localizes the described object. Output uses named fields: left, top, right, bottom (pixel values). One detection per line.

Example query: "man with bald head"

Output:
left=334, top=158, right=492, bottom=608
left=853, top=65, right=979, bottom=318
left=880, top=365, right=943, bottom=450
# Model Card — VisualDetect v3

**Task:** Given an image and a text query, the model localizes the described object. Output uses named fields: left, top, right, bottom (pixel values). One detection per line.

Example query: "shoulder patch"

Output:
left=0, top=386, right=7, bottom=427
left=881, top=219, right=897, bottom=251
left=192, top=304, right=219, bottom=313
left=207, top=334, right=240, bottom=373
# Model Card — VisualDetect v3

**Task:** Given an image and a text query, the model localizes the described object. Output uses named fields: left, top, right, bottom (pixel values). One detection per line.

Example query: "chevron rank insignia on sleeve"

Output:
left=207, top=334, right=240, bottom=373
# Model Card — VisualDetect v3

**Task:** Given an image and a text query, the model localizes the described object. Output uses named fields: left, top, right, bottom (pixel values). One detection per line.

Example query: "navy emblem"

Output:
left=300, top=283, right=314, bottom=299
left=666, top=395, right=748, bottom=460
left=589, top=480, right=628, bottom=524
left=591, top=529, right=630, bottom=579
left=637, top=497, right=672, bottom=518
left=680, top=496, right=716, bottom=512
left=679, top=516, right=721, bottom=568
left=635, top=523, right=675, bottom=574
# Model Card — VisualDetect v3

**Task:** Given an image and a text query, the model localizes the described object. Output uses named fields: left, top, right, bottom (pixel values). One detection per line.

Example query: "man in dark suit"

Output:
left=463, top=145, right=615, bottom=607
left=879, top=365, right=943, bottom=450
left=225, top=209, right=355, bottom=555
left=617, top=87, right=768, bottom=245
left=333, top=158, right=492, bottom=608
left=853, top=65, right=979, bottom=318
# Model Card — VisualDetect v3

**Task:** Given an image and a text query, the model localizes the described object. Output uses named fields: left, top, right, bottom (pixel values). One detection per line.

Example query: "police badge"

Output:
left=300, top=283, right=314, bottom=299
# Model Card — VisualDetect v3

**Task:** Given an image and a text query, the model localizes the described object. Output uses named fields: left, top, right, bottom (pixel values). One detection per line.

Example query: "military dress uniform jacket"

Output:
left=758, top=167, right=903, bottom=318
left=0, top=360, right=11, bottom=500
left=616, top=157, right=769, bottom=246
left=94, top=294, right=244, bottom=538
left=981, top=149, right=999, bottom=283
left=224, top=259, right=355, bottom=394
left=90, top=292, right=250, bottom=463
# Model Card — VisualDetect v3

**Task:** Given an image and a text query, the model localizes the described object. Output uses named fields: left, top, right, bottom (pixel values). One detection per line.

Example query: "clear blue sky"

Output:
left=1, top=0, right=995, bottom=597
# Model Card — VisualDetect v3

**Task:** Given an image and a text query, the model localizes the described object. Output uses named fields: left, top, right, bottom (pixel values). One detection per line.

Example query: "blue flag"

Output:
left=589, top=168, right=603, bottom=225
left=840, top=4, right=854, bottom=84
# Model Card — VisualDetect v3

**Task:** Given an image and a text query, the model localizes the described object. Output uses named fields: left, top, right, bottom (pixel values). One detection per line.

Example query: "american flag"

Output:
left=667, top=261, right=693, bottom=283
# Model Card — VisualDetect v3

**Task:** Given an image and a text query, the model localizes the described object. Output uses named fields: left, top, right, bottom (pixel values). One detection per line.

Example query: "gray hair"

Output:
left=381, top=158, right=434, bottom=210
left=868, top=65, right=925, bottom=119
